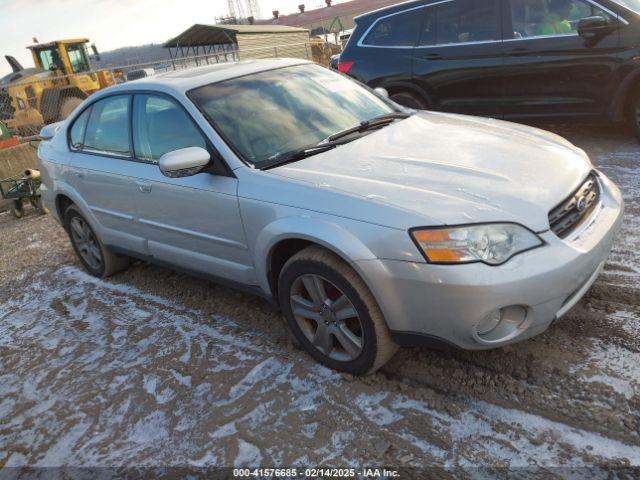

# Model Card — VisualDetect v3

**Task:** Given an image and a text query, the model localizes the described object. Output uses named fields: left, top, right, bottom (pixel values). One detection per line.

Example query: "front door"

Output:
left=501, top=0, right=622, bottom=118
left=411, top=0, right=506, bottom=117
left=129, top=93, right=255, bottom=285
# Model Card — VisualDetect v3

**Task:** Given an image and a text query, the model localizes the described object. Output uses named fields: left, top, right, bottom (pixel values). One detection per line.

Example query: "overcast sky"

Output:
left=0, top=0, right=346, bottom=76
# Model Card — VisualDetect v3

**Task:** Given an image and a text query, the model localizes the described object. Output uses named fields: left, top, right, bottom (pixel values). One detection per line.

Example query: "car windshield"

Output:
left=189, top=64, right=397, bottom=167
left=612, top=0, right=640, bottom=13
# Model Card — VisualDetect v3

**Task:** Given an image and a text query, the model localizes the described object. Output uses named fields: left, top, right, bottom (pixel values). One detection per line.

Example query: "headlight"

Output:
left=410, top=223, right=543, bottom=265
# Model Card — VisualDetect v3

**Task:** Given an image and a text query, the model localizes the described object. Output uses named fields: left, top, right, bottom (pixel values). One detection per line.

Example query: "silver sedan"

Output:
left=38, top=59, right=623, bottom=375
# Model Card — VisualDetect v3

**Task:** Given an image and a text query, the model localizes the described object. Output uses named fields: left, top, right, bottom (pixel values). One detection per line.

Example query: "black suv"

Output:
left=338, top=0, right=640, bottom=137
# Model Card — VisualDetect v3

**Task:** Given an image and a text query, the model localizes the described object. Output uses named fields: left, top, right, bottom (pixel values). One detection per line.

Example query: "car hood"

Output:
left=270, top=111, right=592, bottom=231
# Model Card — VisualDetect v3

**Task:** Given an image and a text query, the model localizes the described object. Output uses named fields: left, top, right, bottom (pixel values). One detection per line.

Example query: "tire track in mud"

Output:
left=1, top=266, right=639, bottom=470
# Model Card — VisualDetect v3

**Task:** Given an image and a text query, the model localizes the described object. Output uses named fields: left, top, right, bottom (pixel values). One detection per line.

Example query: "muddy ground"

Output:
left=0, top=123, right=638, bottom=476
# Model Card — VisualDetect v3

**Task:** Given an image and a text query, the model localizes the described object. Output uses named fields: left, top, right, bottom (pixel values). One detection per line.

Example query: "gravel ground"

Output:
left=0, top=123, right=638, bottom=476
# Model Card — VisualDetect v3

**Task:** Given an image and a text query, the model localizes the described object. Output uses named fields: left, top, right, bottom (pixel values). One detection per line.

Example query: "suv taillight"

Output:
left=338, top=61, right=354, bottom=74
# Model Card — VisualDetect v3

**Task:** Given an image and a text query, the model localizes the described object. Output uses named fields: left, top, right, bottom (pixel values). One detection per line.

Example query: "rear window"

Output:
left=362, top=8, right=425, bottom=47
left=69, top=107, right=91, bottom=149
left=83, top=95, right=131, bottom=156
left=419, top=0, right=502, bottom=46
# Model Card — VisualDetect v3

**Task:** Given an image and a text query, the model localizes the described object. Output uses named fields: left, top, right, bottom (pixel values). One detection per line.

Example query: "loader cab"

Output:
left=29, top=39, right=92, bottom=75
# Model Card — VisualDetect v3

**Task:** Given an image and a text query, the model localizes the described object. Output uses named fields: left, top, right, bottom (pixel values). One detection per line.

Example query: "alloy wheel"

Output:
left=289, top=274, right=363, bottom=361
left=70, top=216, right=103, bottom=271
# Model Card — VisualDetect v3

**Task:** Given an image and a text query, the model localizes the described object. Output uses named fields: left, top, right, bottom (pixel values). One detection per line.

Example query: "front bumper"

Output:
left=356, top=172, right=624, bottom=350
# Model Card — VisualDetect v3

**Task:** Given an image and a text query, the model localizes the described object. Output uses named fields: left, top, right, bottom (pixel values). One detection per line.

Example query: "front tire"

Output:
left=64, top=205, right=129, bottom=277
left=278, top=246, right=398, bottom=375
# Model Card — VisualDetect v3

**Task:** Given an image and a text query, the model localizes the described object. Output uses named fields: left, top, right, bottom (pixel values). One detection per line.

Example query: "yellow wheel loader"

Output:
left=0, top=39, right=115, bottom=135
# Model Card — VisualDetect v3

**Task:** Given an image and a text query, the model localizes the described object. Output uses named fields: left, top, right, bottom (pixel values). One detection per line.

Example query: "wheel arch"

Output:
left=52, top=183, right=100, bottom=233
left=610, top=68, right=640, bottom=122
left=55, top=193, right=74, bottom=224
left=255, top=218, right=379, bottom=303
left=376, top=80, right=433, bottom=108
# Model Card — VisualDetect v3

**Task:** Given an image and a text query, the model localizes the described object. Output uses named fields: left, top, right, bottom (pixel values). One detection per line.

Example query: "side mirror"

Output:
left=159, top=147, right=210, bottom=178
left=374, top=87, right=389, bottom=99
left=578, top=16, right=614, bottom=40
left=40, top=122, right=62, bottom=140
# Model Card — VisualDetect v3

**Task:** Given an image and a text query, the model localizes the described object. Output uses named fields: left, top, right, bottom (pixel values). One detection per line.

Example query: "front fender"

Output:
left=253, top=216, right=379, bottom=295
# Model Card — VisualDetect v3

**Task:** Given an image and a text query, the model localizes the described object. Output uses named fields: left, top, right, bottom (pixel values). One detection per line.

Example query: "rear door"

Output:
left=128, top=93, right=254, bottom=284
left=67, top=94, right=147, bottom=254
left=411, top=0, right=505, bottom=117
left=501, top=0, right=622, bottom=118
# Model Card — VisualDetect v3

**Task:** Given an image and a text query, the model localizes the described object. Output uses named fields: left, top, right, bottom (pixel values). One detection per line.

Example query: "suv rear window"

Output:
left=362, top=8, right=425, bottom=46
left=418, top=0, right=502, bottom=46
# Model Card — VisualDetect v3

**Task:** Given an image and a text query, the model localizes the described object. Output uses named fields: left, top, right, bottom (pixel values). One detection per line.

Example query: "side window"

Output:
left=363, top=8, right=425, bottom=47
left=420, top=0, right=501, bottom=46
left=69, top=107, right=91, bottom=149
left=132, top=94, right=207, bottom=163
left=509, top=0, right=616, bottom=39
left=83, top=96, right=131, bottom=156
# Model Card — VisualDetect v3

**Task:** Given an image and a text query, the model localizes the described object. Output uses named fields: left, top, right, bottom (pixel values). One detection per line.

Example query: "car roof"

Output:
left=108, top=58, right=312, bottom=94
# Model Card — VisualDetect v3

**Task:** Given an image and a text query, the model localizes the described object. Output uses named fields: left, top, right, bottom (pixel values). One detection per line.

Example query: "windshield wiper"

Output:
left=327, top=112, right=411, bottom=143
left=259, top=112, right=411, bottom=170
left=261, top=142, right=341, bottom=170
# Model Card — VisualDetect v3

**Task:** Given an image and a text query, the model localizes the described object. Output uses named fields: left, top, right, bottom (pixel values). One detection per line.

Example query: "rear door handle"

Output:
left=135, top=181, right=152, bottom=194
left=509, top=48, right=529, bottom=56
left=74, top=171, right=84, bottom=179
left=420, top=53, right=442, bottom=60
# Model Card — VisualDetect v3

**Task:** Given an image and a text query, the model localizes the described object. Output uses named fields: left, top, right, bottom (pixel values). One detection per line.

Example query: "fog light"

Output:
left=477, top=309, right=502, bottom=336
left=476, top=306, right=528, bottom=343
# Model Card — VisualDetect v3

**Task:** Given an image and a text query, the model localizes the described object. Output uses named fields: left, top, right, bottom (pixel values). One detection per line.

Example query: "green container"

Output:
left=0, top=121, right=10, bottom=141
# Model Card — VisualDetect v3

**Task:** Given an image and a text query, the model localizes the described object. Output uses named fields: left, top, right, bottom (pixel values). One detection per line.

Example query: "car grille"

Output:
left=548, top=173, right=600, bottom=239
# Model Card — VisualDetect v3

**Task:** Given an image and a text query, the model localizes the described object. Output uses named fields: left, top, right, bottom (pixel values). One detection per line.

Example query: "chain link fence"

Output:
left=0, top=40, right=339, bottom=140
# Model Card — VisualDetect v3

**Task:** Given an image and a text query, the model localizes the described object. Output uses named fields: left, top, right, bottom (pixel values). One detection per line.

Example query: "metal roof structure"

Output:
left=163, top=24, right=309, bottom=48
left=255, top=0, right=403, bottom=28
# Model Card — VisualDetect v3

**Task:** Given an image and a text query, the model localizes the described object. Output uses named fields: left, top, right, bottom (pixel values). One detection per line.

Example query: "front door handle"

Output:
left=135, top=181, right=152, bottom=194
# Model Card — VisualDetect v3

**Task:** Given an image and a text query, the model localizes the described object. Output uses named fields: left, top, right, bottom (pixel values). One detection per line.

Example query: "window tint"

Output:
left=132, top=95, right=207, bottom=163
left=83, top=96, right=131, bottom=156
left=419, top=0, right=501, bottom=46
left=363, top=8, right=425, bottom=46
left=510, top=0, right=616, bottom=39
left=69, top=107, right=91, bottom=149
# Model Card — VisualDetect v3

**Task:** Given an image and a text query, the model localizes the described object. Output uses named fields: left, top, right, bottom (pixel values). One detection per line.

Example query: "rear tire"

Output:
left=390, top=91, right=428, bottom=110
left=64, top=204, right=129, bottom=278
left=628, top=89, right=640, bottom=141
left=58, top=97, right=84, bottom=121
left=278, top=246, right=398, bottom=375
